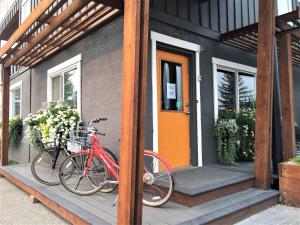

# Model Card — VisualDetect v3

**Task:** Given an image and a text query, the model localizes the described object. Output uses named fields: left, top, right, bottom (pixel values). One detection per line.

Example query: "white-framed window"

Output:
left=10, top=81, right=22, bottom=119
left=47, top=54, right=82, bottom=115
left=212, top=58, right=256, bottom=120
left=21, top=0, right=31, bottom=22
left=278, top=0, right=293, bottom=15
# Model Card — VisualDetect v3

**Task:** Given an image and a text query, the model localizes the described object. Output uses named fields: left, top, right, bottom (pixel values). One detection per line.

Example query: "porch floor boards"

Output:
left=172, top=162, right=254, bottom=196
left=0, top=163, right=279, bottom=225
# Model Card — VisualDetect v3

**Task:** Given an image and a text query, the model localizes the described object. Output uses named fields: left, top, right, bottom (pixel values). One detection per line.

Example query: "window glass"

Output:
left=21, top=0, right=31, bottom=22
left=161, top=61, right=183, bottom=111
left=11, top=87, right=21, bottom=118
left=217, top=69, right=236, bottom=118
left=64, top=69, right=78, bottom=109
left=278, top=0, right=292, bottom=15
left=239, top=72, right=256, bottom=109
left=52, top=76, right=61, bottom=101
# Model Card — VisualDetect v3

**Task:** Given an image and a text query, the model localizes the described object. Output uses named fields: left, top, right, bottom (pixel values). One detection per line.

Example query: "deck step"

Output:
left=171, top=166, right=255, bottom=207
left=178, top=188, right=279, bottom=225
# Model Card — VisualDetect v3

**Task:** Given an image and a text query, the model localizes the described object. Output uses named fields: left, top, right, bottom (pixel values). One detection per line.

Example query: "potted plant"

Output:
left=279, top=157, right=300, bottom=207
left=214, top=118, right=240, bottom=165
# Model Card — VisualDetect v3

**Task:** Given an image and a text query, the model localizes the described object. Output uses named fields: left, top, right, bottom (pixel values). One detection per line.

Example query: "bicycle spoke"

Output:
left=75, top=176, right=84, bottom=190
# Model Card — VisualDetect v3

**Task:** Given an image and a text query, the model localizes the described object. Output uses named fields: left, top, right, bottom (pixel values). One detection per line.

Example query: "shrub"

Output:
left=9, top=116, right=23, bottom=146
left=236, top=108, right=255, bottom=161
left=290, top=157, right=300, bottom=164
left=24, top=104, right=80, bottom=151
left=214, top=118, right=239, bottom=165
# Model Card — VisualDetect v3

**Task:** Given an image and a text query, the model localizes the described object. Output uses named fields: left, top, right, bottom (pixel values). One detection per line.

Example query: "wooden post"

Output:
left=254, top=0, right=276, bottom=189
left=1, top=66, right=9, bottom=166
left=117, top=0, right=149, bottom=224
left=278, top=33, right=296, bottom=161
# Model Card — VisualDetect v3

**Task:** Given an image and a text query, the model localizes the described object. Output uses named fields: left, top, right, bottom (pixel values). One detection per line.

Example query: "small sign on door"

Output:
left=167, top=83, right=176, bottom=99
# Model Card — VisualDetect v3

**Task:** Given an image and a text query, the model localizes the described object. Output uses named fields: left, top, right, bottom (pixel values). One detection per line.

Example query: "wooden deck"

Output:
left=0, top=163, right=279, bottom=225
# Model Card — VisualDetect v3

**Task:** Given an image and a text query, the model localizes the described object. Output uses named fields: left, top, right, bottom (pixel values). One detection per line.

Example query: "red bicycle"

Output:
left=59, top=118, right=174, bottom=207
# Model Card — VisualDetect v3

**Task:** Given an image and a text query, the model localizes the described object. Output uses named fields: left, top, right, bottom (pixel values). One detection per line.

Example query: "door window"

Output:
left=161, top=60, right=183, bottom=111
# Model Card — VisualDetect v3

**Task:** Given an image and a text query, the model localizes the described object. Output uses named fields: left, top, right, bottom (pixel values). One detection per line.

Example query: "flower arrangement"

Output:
left=236, top=108, right=255, bottom=161
left=214, top=118, right=240, bottom=165
left=24, top=104, right=80, bottom=151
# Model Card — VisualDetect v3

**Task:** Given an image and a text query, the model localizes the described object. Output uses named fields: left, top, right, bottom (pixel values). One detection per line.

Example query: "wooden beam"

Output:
left=19, top=2, right=99, bottom=65
left=117, top=0, right=149, bottom=224
left=279, top=33, right=296, bottom=161
left=1, top=66, right=9, bottom=166
left=0, top=0, right=55, bottom=59
left=25, top=7, right=120, bottom=66
left=4, top=0, right=91, bottom=67
left=254, top=0, right=276, bottom=189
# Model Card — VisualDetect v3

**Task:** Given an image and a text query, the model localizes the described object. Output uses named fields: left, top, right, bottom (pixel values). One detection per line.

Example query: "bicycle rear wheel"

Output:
left=143, top=152, right=174, bottom=207
left=31, top=149, right=67, bottom=186
left=59, top=152, right=107, bottom=195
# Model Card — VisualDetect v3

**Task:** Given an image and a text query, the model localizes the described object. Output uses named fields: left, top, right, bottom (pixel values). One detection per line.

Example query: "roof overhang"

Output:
left=221, top=7, right=300, bottom=66
left=0, top=0, right=123, bottom=68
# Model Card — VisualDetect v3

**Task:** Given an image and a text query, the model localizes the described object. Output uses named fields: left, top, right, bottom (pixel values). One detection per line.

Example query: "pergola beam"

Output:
left=254, top=0, right=276, bottom=189
left=1, top=66, right=9, bottom=166
left=0, top=0, right=55, bottom=59
left=279, top=33, right=296, bottom=161
left=4, top=0, right=91, bottom=67
left=117, top=0, right=149, bottom=224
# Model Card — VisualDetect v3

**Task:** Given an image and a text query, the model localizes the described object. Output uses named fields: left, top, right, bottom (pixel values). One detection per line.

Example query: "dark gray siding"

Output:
left=9, top=16, right=124, bottom=163
left=151, top=0, right=259, bottom=33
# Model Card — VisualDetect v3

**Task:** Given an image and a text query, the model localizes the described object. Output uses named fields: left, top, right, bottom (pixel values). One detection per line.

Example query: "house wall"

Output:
left=151, top=0, right=259, bottom=33
left=9, top=69, right=32, bottom=163
left=9, top=16, right=124, bottom=163
left=8, top=0, right=300, bottom=165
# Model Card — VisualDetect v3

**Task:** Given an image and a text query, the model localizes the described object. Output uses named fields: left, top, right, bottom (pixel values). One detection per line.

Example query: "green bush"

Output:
left=9, top=116, right=23, bottom=146
left=214, top=118, right=240, bottom=165
left=290, top=157, right=300, bottom=164
left=236, top=108, right=255, bottom=161
left=24, top=104, right=80, bottom=151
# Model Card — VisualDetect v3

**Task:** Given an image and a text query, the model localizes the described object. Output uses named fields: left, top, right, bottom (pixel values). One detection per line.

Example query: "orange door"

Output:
left=157, top=50, right=190, bottom=168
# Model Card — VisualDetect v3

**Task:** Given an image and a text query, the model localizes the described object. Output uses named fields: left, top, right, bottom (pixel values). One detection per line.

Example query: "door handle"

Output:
left=185, top=111, right=190, bottom=115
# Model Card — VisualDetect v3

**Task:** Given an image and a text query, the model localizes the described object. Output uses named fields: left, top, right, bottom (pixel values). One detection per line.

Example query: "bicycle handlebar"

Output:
left=87, top=118, right=107, bottom=128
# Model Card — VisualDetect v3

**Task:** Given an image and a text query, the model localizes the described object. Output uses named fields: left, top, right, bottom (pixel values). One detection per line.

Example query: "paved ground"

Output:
left=0, top=177, right=69, bottom=225
left=236, top=205, right=300, bottom=225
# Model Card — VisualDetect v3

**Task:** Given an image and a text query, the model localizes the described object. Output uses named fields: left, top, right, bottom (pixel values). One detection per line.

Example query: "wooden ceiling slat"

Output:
left=4, top=0, right=92, bottom=67
left=26, top=9, right=118, bottom=66
left=22, top=5, right=108, bottom=65
left=221, top=7, right=300, bottom=67
left=0, top=0, right=56, bottom=59
left=27, top=9, right=120, bottom=67
left=19, top=2, right=100, bottom=65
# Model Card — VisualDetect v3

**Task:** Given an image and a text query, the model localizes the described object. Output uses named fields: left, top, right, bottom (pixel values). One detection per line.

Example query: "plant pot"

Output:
left=279, top=162, right=300, bottom=207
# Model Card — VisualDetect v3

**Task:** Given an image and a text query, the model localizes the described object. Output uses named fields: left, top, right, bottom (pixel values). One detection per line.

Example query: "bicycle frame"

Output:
left=79, top=133, right=173, bottom=182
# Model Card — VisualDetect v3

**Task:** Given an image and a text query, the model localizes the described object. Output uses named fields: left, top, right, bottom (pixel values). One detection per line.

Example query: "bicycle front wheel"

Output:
left=31, top=149, right=67, bottom=186
left=143, top=152, right=174, bottom=207
left=59, top=152, right=107, bottom=195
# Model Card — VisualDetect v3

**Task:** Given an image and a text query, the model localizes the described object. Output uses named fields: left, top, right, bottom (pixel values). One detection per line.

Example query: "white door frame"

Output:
left=150, top=31, right=203, bottom=167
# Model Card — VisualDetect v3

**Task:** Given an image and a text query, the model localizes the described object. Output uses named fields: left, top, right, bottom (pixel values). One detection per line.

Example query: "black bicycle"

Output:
left=31, top=134, right=71, bottom=186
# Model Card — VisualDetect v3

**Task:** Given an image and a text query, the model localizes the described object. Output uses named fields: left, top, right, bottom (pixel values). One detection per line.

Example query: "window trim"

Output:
left=47, top=54, right=82, bottom=116
left=212, top=57, right=256, bottom=121
left=10, top=81, right=22, bottom=119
